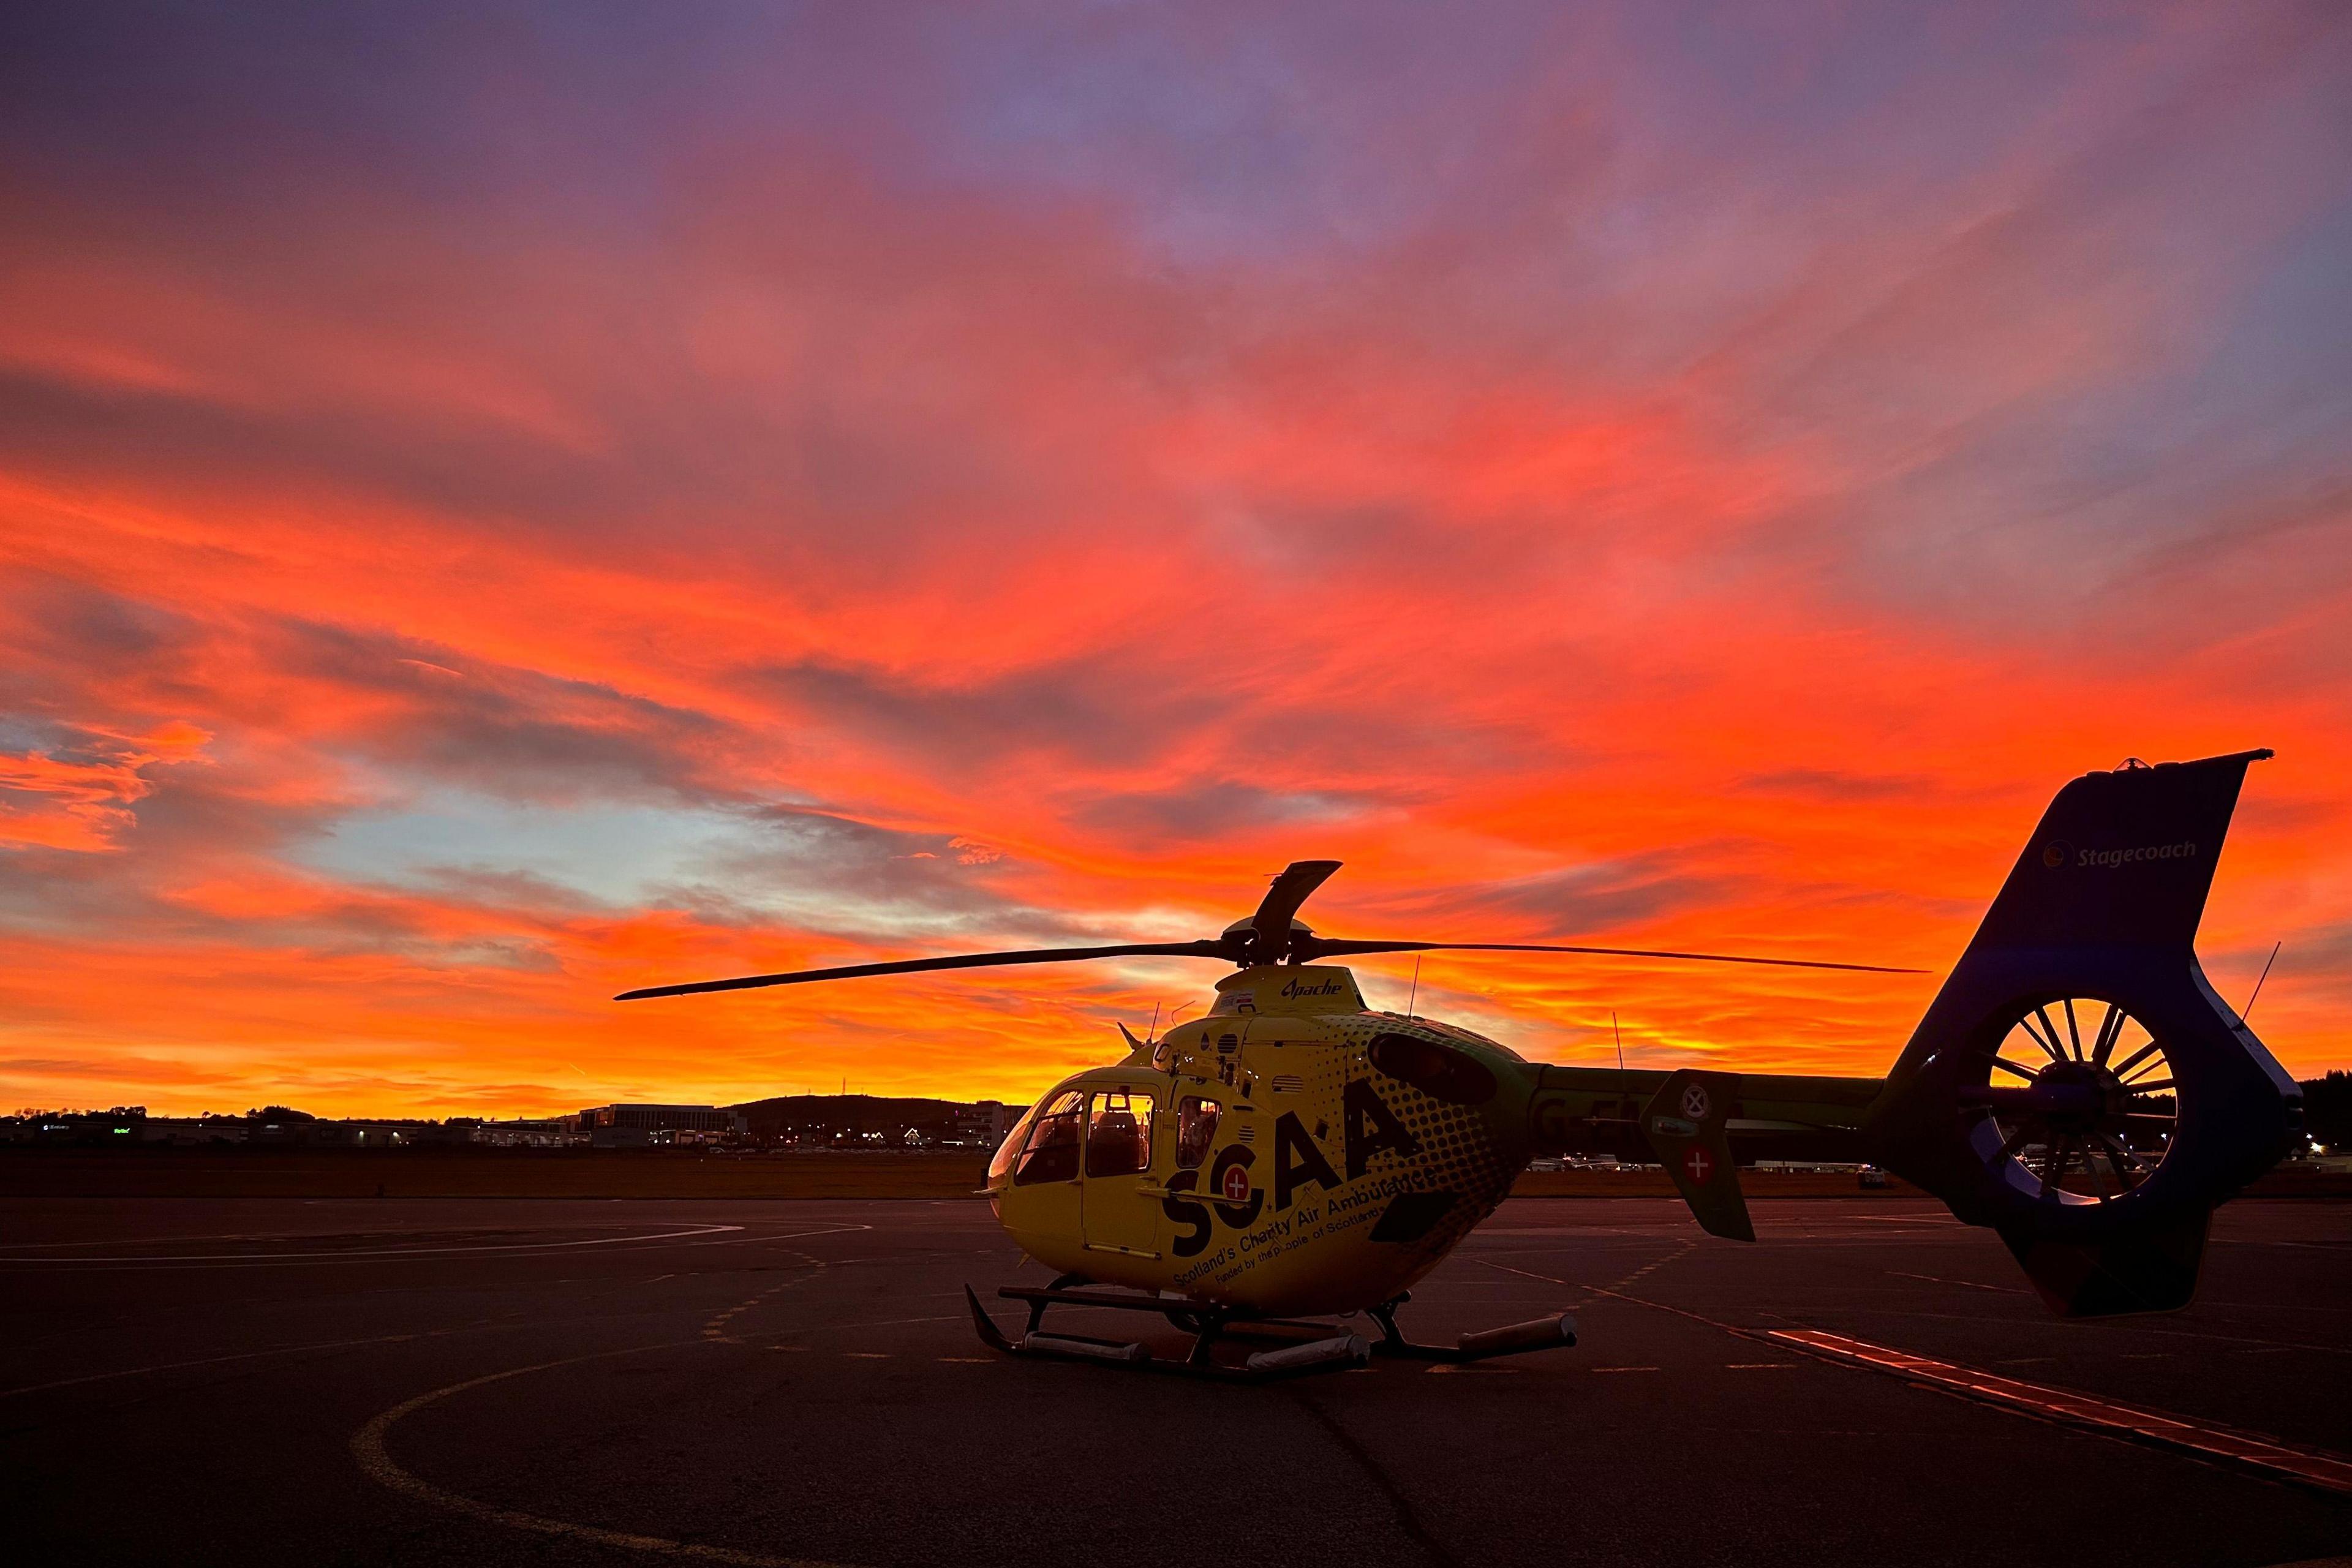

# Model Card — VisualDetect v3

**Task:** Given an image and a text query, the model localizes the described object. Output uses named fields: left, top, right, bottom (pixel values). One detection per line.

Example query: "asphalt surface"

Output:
left=2, top=1195, right=2348, bottom=1568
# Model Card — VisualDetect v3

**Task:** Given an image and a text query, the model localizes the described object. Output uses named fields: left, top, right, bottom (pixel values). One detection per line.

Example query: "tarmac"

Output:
left=2, top=1194, right=2347, bottom=1567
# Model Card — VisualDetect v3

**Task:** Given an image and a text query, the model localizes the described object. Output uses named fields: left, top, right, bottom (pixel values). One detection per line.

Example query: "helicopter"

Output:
left=619, top=749, right=2302, bottom=1382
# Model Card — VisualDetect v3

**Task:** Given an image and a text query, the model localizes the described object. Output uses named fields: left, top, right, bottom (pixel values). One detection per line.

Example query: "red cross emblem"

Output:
left=1221, top=1164, right=1251, bottom=1203
left=1684, top=1147, right=1713, bottom=1184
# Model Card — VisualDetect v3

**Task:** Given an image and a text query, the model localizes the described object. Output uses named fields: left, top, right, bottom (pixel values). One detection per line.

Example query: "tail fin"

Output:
left=1971, top=752, right=2258, bottom=951
left=1865, top=750, right=2301, bottom=1316
left=1640, top=1069, right=1753, bottom=1242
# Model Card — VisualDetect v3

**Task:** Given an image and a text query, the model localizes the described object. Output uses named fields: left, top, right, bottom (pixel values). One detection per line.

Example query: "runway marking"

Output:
left=0, top=1224, right=745, bottom=1268
left=6, top=1224, right=862, bottom=1398
left=1769, top=1329, right=2352, bottom=1498
left=1479, top=1260, right=1727, bottom=1334
left=1726, top=1362, right=1796, bottom=1370
left=702, top=1251, right=826, bottom=1343
left=0, top=1229, right=318, bottom=1251
left=842, top=1352, right=891, bottom=1359
left=1851, top=1305, right=2352, bottom=1362
left=1, top=1331, right=421, bottom=1399
left=352, top=1341, right=859, bottom=1567
left=1482, top=1256, right=2352, bottom=1494
left=1589, top=1366, right=1659, bottom=1373
left=742, top=1314, right=968, bottom=1344
left=2210, top=1237, right=2352, bottom=1251
left=1888, top=1270, right=2024, bottom=1294
left=662, top=1224, right=871, bottom=1253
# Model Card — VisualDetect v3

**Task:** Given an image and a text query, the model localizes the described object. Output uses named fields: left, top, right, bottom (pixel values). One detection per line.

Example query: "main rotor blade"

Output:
left=1250, top=860, right=1341, bottom=962
left=615, top=940, right=1231, bottom=1001
left=1291, top=937, right=1924, bottom=974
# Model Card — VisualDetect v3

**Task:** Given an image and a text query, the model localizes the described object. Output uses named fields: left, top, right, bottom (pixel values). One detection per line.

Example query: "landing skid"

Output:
left=962, top=1283, right=1576, bottom=1382
left=964, top=1284, right=1367, bottom=1382
left=1363, top=1291, right=1577, bottom=1363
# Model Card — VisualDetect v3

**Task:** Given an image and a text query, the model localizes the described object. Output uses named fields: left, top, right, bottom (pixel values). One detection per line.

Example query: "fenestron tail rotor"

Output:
left=613, top=859, right=1922, bottom=1001
left=1969, top=997, right=2178, bottom=1204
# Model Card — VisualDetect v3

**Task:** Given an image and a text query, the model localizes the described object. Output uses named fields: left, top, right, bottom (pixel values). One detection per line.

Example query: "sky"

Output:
left=2, top=1, right=2348, bottom=1118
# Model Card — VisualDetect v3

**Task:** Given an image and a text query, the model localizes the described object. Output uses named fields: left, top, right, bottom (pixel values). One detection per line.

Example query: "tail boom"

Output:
left=1521, top=750, right=2301, bottom=1317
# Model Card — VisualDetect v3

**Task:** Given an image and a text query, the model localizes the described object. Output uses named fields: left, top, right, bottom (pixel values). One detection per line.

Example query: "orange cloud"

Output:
left=0, top=723, right=209, bottom=852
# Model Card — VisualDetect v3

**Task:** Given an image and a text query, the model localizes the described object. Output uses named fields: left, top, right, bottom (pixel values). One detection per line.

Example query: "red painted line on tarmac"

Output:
left=1770, top=1329, right=2352, bottom=1497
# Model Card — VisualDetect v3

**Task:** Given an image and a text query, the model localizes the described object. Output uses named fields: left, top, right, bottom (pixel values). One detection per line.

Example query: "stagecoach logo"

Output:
left=2048, top=839, right=2198, bottom=870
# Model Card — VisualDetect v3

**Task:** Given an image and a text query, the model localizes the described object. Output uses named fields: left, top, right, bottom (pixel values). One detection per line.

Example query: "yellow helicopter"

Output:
left=620, top=750, right=2301, bottom=1382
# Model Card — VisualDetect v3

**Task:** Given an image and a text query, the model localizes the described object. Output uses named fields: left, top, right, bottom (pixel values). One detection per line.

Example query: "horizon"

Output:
left=24, top=1066, right=2352, bottom=1132
left=10, top=1086, right=1016, bottom=1122
left=4, top=3, right=2348, bottom=1118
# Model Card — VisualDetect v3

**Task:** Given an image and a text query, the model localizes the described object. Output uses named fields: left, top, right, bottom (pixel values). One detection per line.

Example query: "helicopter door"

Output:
left=1006, top=1089, right=1085, bottom=1248
left=1079, top=1088, right=1162, bottom=1259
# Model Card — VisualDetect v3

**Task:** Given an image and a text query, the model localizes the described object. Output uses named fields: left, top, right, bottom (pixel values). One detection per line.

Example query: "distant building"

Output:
left=567, top=1103, right=745, bottom=1148
left=473, top=1117, right=586, bottom=1149
left=141, top=1117, right=246, bottom=1145
left=331, top=1120, right=473, bottom=1147
left=951, top=1101, right=1016, bottom=1147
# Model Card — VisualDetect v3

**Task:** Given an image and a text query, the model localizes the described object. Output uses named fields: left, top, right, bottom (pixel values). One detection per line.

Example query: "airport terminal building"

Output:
left=564, top=1103, right=745, bottom=1148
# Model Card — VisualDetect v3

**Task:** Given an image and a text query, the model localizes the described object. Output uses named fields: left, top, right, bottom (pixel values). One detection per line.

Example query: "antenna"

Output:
left=1406, top=956, right=1421, bottom=1020
left=1147, top=1002, right=1163, bottom=1048
left=2242, top=941, right=2282, bottom=1022
left=1613, top=1011, right=1626, bottom=1073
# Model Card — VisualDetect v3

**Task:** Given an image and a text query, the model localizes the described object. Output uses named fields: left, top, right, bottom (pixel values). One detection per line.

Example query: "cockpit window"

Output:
left=1084, top=1089, right=1155, bottom=1178
left=1175, top=1096, right=1221, bottom=1169
left=986, top=1099, right=1043, bottom=1186
left=1014, top=1090, right=1085, bottom=1185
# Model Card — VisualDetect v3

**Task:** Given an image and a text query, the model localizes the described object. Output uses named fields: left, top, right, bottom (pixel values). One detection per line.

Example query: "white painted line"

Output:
left=0, top=1224, right=744, bottom=1266
left=352, top=1343, right=855, bottom=1566
left=1771, top=1329, right=2352, bottom=1497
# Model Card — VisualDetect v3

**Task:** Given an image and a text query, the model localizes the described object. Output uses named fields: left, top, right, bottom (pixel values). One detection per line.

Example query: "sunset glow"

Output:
left=2, top=3, right=2347, bottom=1116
